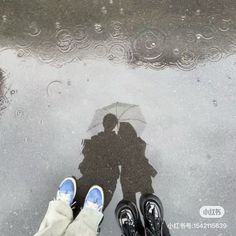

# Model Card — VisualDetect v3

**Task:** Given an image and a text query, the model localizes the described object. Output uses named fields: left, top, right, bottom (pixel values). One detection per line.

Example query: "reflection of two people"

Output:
left=77, top=113, right=157, bottom=209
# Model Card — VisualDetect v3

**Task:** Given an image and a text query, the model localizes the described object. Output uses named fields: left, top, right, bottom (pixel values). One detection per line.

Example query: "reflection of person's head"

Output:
left=118, top=122, right=137, bottom=141
left=103, top=113, right=118, bottom=132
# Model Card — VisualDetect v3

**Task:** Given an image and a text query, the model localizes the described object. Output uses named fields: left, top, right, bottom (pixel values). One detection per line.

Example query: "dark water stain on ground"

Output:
left=0, top=0, right=236, bottom=69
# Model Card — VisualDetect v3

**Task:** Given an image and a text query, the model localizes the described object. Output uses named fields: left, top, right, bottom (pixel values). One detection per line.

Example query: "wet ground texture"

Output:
left=0, top=0, right=236, bottom=235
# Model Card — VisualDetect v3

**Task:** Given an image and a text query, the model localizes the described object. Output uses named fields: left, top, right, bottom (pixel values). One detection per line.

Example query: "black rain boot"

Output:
left=140, top=194, right=164, bottom=236
left=115, top=200, right=143, bottom=236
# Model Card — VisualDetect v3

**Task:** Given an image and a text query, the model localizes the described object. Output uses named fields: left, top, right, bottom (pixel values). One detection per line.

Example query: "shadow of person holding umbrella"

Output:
left=117, top=121, right=158, bottom=235
left=118, top=122, right=157, bottom=205
left=75, top=103, right=170, bottom=234
left=76, top=113, right=120, bottom=210
left=76, top=111, right=157, bottom=212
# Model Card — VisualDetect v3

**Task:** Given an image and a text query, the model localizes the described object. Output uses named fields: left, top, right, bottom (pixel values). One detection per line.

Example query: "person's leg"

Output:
left=34, top=177, right=77, bottom=236
left=65, top=185, right=104, bottom=236
left=34, top=200, right=73, bottom=236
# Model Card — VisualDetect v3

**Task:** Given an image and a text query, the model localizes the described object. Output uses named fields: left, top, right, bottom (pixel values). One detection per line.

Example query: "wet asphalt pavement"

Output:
left=0, top=0, right=236, bottom=235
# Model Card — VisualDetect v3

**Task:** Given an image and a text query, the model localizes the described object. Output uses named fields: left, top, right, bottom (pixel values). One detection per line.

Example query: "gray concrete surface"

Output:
left=0, top=1, right=236, bottom=235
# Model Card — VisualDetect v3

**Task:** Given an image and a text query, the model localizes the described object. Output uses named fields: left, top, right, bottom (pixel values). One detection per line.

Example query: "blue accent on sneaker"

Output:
left=56, top=177, right=77, bottom=206
left=84, top=185, right=104, bottom=212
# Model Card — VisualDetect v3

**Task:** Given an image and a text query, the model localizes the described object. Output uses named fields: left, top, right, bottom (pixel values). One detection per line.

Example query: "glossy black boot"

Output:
left=115, top=200, right=142, bottom=236
left=140, top=194, right=164, bottom=236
